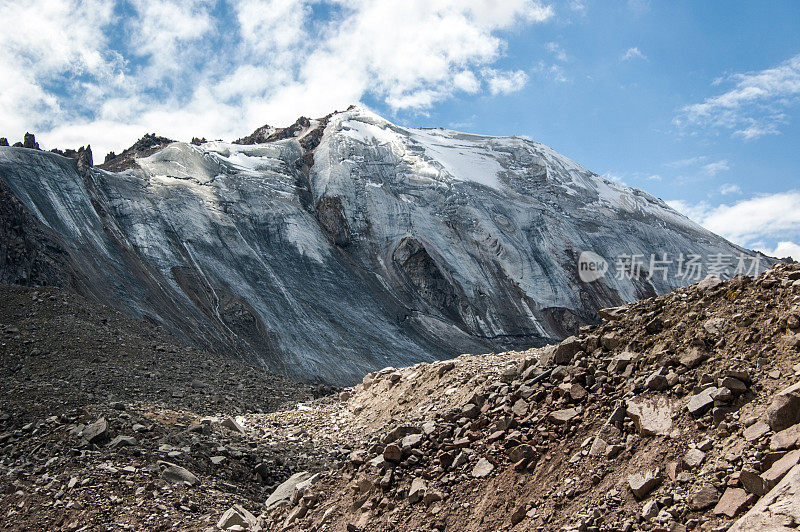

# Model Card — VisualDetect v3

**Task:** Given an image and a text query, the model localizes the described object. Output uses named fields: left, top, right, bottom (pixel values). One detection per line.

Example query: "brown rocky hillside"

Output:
left=261, top=262, right=800, bottom=532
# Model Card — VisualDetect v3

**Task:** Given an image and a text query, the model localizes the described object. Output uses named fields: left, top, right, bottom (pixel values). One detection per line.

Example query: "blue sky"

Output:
left=1, top=0, right=799, bottom=257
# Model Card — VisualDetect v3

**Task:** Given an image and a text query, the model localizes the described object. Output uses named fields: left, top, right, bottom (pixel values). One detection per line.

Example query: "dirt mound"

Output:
left=263, top=262, right=800, bottom=531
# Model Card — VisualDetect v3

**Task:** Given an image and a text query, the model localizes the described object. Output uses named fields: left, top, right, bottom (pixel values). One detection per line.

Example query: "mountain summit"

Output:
left=0, top=106, right=768, bottom=383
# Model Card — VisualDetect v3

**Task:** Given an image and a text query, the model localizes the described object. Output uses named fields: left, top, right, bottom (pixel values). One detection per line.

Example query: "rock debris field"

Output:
left=3, top=261, right=800, bottom=531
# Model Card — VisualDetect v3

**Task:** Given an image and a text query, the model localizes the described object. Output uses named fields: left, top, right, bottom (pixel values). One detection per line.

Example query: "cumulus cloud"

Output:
left=667, top=191, right=800, bottom=259
left=676, top=54, right=800, bottom=140
left=621, top=47, right=646, bottom=61
left=756, top=241, right=800, bottom=260
left=0, top=0, right=554, bottom=156
left=484, top=69, right=530, bottom=95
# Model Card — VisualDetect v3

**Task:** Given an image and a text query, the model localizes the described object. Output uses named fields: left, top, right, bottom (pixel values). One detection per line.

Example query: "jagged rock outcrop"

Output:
left=22, top=133, right=39, bottom=150
left=73, top=145, right=93, bottom=177
left=0, top=106, right=772, bottom=384
left=235, top=116, right=314, bottom=145
left=99, top=133, right=175, bottom=172
left=0, top=138, right=8, bottom=147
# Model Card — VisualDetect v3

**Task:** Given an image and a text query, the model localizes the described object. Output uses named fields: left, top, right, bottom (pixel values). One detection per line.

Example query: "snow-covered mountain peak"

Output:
left=0, top=110, right=772, bottom=384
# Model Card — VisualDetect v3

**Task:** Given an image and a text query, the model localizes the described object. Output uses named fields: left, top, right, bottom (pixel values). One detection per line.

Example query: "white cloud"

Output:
left=646, top=174, right=662, bottom=181
left=453, top=70, right=481, bottom=93
left=666, top=156, right=707, bottom=168
left=621, top=47, right=646, bottom=61
left=756, top=241, right=800, bottom=260
left=236, top=0, right=310, bottom=55
left=719, top=183, right=741, bottom=195
left=546, top=42, right=567, bottom=62
left=484, top=69, right=530, bottom=95
left=701, top=159, right=729, bottom=176
left=0, top=0, right=119, bottom=135
left=130, top=1, right=213, bottom=60
left=603, top=172, right=626, bottom=184
left=667, top=192, right=800, bottom=256
left=676, top=54, right=800, bottom=140
left=665, top=199, right=712, bottom=223
left=532, top=60, right=568, bottom=83
left=0, top=0, right=555, bottom=156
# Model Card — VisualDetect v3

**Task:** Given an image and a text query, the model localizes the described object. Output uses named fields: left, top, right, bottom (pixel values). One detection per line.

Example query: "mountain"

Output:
left=0, top=106, right=769, bottom=384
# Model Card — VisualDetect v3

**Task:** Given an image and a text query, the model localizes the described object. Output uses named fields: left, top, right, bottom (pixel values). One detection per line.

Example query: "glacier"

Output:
left=0, top=106, right=769, bottom=384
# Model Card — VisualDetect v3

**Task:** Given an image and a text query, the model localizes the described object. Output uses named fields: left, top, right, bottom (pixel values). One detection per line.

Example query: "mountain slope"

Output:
left=0, top=106, right=769, bottom=384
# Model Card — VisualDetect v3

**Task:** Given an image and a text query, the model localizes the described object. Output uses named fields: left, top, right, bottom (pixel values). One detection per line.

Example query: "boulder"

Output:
left=265, top=471, right=311, bottom=509
left=601, top=332, right=623, bottom=350
left=739, top=469, right=766, bottom=497
left=687, top=387, right=717, bottom=416
left=683, top=448, right=706, bottom=469
left=221, top=416, right=246, bottom=434
left=720, top=376, right=748, bottom=395
left=645, top=372, right=669, bottom=391
left=472, top=457, right=494, bottom=478
left=160, top=462, right=199, bottom=486
left=628, top=470, right=663, bottom=500
left=548, top=408, right=579, bottom=425
left=554, top=336, right=582, bottom=364
left=770, top=423, right=800, bottom=451
left=762, top=449, right=800, bottom=490
left=642, top=499, right=660, bottom=519
left=703, top=317, right=725, bottom=336
left=291, top=473, right=320, bottom=505
left=598, top=306, right=627, bottom=321
left=679, top=347, right=708, bottom=369
left=608, top=352, right=636, bottom=374
left=408, top=477, right=426, bottom=503
left=383, top=425, right=421, bottom=443
left=568, top=383, right=588, bottom=401
left=383, top=444, right=402, bottom=463
left=730, top=464, right=800, bottom=531
left=713, top=488, right=754, bottom=518
left=81, top=417, right=108, bottom=444
left=217, top=505, right=257, bottom=530
left=507, top=444, right=537, bottom=463
left=109, top=435, right=137, bottom=448
left=627, top=396, right=674, bottom=436
left=401, top=433, right=424, bottom=450
left=697, top=275, right=722, bottom=291
left=766, top=383, right=800, bottom=432
left=511, top=399, right=528, bottom=417
left=423, top=491, right=443, bottom=507
left=743, top=421, right=770, bottom=442
left=462, top=403, right=481, bottom=419
left=688, top=485, right=719, bottom=510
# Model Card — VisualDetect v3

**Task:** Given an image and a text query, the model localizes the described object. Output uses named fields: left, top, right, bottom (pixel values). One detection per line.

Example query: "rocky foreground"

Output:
left=0, top=284, right=334, bottom=530
left=2, top=263, right=800, bottom=531
left=259, top=262, right=800, bottom=532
